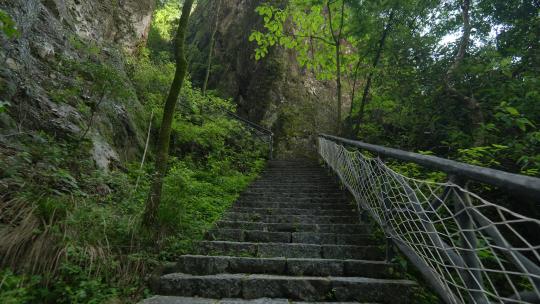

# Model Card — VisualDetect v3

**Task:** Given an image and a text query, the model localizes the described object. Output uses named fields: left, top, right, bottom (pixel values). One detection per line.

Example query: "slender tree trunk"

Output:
left=444, top=0, right=485, bottom=146
left=202, top=0, right=221, bottom=95
left=336, top=43, right=342, bottom=133
left=353, top=10, right=394, bottom=135
left=327, top=0, right=346, bottom=134
left=143, top=0, right=195, bottom=229
left=348, top=58, right=362, bottom=117
left=446, top=0, right=470, bottom=81
left=79, top=91, right=106, bottom=141
left=344, top=58, right=362, bottom=137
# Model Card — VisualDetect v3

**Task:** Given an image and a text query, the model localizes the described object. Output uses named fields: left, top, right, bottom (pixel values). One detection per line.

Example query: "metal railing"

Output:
left=177, top=101, right=274, bottom=159
left=223, top=109, right=273, bottom=159
left=318, top=134, right=540, bottom=304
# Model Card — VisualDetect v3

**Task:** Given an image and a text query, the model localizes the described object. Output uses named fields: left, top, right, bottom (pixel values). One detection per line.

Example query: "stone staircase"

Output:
left=143, top=159, right=416, bottom=303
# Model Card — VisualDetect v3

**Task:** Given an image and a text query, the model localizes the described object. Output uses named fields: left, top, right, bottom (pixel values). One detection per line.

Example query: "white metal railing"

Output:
left=318, top=136, right=540, bottom=304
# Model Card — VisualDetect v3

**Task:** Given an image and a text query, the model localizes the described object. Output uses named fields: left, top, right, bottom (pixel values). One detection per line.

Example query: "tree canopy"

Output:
left=250, top=0, right=539, bottom=176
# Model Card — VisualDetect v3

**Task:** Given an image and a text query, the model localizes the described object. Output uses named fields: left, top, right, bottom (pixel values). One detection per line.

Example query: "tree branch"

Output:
left=289, top=32, right=334, bottom=46
left=445, top=0, right=471, bottom=82
left=443, top=0, right=485, bottom=145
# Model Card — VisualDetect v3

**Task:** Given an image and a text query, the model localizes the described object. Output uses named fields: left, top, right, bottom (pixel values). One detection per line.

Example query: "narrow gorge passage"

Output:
left=142, top=159, right=416, bottom=303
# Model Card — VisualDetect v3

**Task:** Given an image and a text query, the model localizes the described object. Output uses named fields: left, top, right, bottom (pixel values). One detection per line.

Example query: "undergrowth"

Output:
left=0, top=39, right=266, bottom=303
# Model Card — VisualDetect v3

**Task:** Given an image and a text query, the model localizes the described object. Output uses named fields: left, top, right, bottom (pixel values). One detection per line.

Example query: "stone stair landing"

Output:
left=143, top=159, right=416, bottom=303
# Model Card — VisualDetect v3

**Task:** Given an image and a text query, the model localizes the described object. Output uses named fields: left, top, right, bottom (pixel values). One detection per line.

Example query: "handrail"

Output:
left=317, top=135, right=540, bottom=304
left=177, top=101, right=274, bottom=159
left=224, top=109, right=273, bottom=136
left=224, top=110, right=273, bottom=159
left=320, top=133, right=540, bottom=198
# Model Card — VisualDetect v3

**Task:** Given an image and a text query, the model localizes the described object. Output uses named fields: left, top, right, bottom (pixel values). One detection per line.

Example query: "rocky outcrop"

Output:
left=41, top=0, right=155, bottom=53
left=0, top=0, right=154, bottom=170
left=187, top=0, right=337, bottom=157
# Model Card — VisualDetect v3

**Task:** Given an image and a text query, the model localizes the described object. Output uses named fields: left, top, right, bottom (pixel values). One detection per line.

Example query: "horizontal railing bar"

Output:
left=320, top=134, right=540, bottom=198
left=224, top=109, right=273, bottom=136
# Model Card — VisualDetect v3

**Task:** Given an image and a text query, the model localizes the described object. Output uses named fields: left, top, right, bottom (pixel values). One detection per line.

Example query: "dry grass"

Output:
left=0, top=197, right=151, bottom=289
left=0, top=198, right=65, bottom=279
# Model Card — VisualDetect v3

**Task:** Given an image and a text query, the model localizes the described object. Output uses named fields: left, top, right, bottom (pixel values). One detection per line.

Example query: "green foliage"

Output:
left=152, top=2, right=181, bottom=41
left=68, top=35, right=101, bottom=57
left=345, top=0, right=540, bottom=179
left=0, top=100, right=10, bottom=113
left=49, top=86, right=82, bottom=104
left=0, top=9, right=18, bottom=38
left=0, top=270, right=41, bottom=304
left=250, top=1, right=351, bottom=81
left=457, top=144, right=509, bottom=168
left=1, top=37, right=267, bottom=301
left=146, top=1, right=181, bottom=59
left=127, top=49, right=176, bottom=113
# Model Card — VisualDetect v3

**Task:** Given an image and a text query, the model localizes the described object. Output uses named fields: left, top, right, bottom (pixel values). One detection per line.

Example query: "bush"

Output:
left=0, top=45, right=267, bottom=303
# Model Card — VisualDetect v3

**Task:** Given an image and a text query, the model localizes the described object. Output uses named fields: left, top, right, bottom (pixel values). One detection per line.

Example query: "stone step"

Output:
left=262, top=167, right=325, bottom=169
left=259, top=173, right=331, bottom=177
left=259, top=172, right=332, bottom=175
left=262, top=167, right=325, bottom=170
left=252, top=180, right=335, bottom=184
left=142, top=296, right=376, bottom=303
left=257, top=172, right=333, bottom=176
left=240, top=193, right=347, bottom=200
left=156, top=273, right=415, bottom=302
left=258, top=170, right=330, bottom=174
left=174, top=255, right=394, bottom=278
left=250, top=179, right=338, bottom=183
left=223, top=213, right=358, bottom=224
left=196, top=241, right=383, bottom=260
left=140, top=159, right=418, bottom=304
left=206, top=229, right=377, bottom=246
left=237, top=196, right=347, bottom=203
left=246, top=187, right=341, bottom=192
left=207, top=229, right=291, bottom=243
left=216, top=221, right=370, bottom=234
left=247, top=185, right=342, bottom=190
left=243, top=190, right=345, bottom=196
left=235, top=200, right=348, bottom=207
left=255, top=178, right=334, bottom=182
left=263, top=165, right=324, bottom=169
left=250, top=181, right=339, bottom=186
left=234, top=202, right=353, bottom=210
left=230, top=207, right=356, bottom=217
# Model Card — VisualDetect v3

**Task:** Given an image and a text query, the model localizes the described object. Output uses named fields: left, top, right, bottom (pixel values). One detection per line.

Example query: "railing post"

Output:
left=386, top=237, right=395, bottom=262
left=380, top=171, right=395, bottom=263
left=452, top=175, right=486, bottom=303
left=360, top=210, right=369, bottom=222
left=269, top=135, right=273, bottom=160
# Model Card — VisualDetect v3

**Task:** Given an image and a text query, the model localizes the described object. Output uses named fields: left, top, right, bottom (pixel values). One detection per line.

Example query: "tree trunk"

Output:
left=444, top=0, right=485, bottom=146
left=348, top=58, right=362, bottom=117
left=336, top=42, right=342, bottom=133
left=327, top=0, right=346, bottom=134
left=143, top=0, right=195, bottom=229
left=202, top=0, right=221, bottom=95
left=353, top=10, right=394, bottom=135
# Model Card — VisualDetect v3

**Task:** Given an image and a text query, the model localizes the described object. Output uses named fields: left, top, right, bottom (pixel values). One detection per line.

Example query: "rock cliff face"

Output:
left=41, top=0, right=154, bottom=52
left=0, top=0, right=154, bottom=170
left=188, top=0, right=337, bottom=158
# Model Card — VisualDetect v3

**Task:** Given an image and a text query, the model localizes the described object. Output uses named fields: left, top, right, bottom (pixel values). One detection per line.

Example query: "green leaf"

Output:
left=0, top=100, right=10, bottom=113
left=505, top=106, right=519, bottom=116
left=0, top=9, right=19, bottom=38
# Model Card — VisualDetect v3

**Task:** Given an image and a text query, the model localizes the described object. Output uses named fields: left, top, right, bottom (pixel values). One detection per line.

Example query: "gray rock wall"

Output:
left=187, top=0, right=338, bottom=158
left=41, top=0, right=155, bottom=53
left=0, top=0, right=153, bottom=170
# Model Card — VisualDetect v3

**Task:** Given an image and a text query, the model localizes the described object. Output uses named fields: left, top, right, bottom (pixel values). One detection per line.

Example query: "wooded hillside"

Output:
left=0, top=0, right=538, bottom=302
